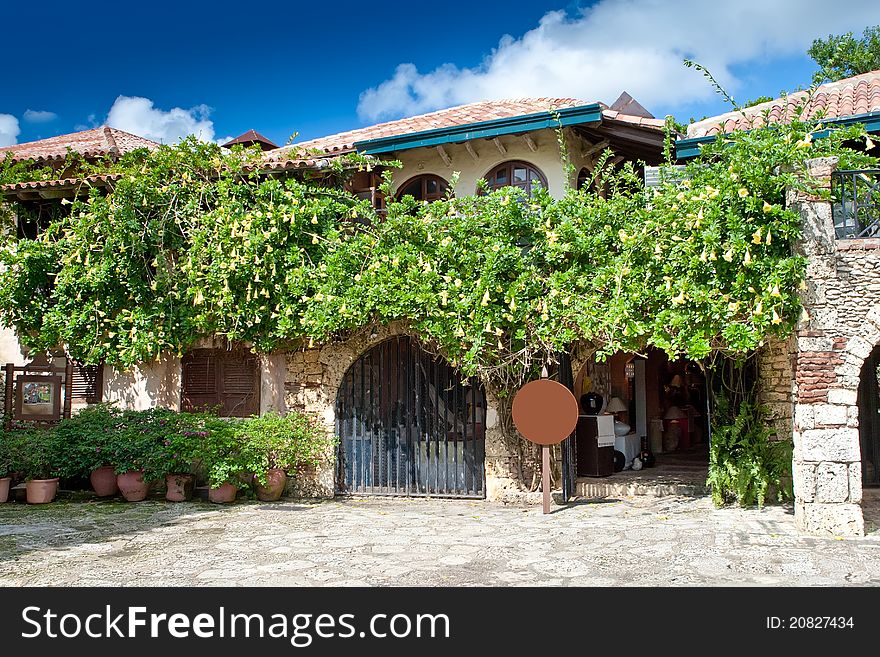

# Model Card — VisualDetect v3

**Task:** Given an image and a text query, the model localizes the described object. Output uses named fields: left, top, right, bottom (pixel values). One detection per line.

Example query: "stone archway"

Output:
left=334, top=335, right=486, bottom=497
left=858, top=346, right=880, bottom=487
left=283, top=322, right=510, bottom=499
left=791, top=306, right=880, bottom=536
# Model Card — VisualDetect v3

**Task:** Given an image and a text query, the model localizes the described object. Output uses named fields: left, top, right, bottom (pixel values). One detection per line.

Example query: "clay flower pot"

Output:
left=0, top=476, right=11, bottom=503
left=117, top=471, right=149, bottom=502
left=255, top=468, right=288, bottom=502
left=90, top=466, right=119, bottom=497
left=208, top=483, right=237, bottom=504
left=165, top=473, right=195, bottom=502
left=26, top=478, right=59, bottom=504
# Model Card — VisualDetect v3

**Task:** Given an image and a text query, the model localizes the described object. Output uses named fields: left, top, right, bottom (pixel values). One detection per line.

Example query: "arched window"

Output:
left=576, top=167, right=592, bottom=191
left=396, top=174, right=449, bottom=202
left=482, top=161, right=547, bottom=197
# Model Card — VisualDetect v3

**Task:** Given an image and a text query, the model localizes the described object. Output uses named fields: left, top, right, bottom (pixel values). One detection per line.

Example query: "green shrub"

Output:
left=51, top=403, right=121, bottom=478
left=12, top=428, right=63, bottom=481
left=707, top=398, right=793, bottom=507
left=199, top=418, right=247, bottom=488
left=236, top=411, right=334, bottom=486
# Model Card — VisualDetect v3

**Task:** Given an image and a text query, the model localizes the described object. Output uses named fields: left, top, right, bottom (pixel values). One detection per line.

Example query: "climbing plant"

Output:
left=0, top=93, right=876, bottom=398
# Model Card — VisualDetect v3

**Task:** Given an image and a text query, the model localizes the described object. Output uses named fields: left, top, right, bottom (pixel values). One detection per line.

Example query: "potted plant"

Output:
left=109, top=409, right=167, bottom=502
left=53, top=404, right=121, bottom=497
left=0, top=427, right=17, bottom=503
left=17, top=428, right=62, bottom=504
left=201, top=418, right=247, bottom=504
left=241, top=411, right=332, bottom=502
left=161, top=414, right=203, bottom=502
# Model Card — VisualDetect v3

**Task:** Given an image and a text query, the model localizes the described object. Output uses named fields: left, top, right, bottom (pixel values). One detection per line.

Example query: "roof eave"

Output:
left=676, top=110, right=880, bottom=160
left=353, top=104, right=604, bottom=155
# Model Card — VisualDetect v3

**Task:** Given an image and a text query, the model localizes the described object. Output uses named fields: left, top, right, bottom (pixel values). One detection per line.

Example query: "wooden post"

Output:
left=4, top=363, right=13, bottom=429
left=63, top=359, right=74, bottom=420
left=542, top=444, right=551, bottom=514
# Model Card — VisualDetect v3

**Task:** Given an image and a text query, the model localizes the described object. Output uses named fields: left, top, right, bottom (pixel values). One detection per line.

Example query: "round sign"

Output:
left=511, top=379, right=579, bottom=446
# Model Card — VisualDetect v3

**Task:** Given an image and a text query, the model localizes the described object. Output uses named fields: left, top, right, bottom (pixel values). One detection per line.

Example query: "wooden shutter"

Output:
left=181, top=349, right=259, bottom=417
left=181, top=349, right=219, bottom=413
left=219, top=352, right=260, bottom=417
left=71, top=362, right=103, bottom=403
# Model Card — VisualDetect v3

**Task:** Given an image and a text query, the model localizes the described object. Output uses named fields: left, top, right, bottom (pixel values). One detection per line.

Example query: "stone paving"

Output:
left=1, top=493, right=879, bottom=587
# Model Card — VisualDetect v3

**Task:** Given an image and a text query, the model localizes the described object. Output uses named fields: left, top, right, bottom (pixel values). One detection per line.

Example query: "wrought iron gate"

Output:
left=859, top=347, right=880, bottom=486
left=335, top=336, right=486, bottom=498
left=558, top=352, right=577, bottom=503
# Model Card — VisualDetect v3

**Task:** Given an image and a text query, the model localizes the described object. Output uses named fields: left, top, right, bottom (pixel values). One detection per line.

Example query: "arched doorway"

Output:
left=858, top=346, right=880, bottom=486
left=335, top=336, right=486, bottom=498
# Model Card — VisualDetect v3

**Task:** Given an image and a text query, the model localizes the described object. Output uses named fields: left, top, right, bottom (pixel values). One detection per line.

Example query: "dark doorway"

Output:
left=335, top=336, right=486, bottom=498
left=859, top=346, right=880, bottom=486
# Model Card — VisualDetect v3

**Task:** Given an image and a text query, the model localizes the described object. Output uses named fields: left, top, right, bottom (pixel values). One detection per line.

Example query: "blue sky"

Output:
left=2, top=0, right=880, bottom=148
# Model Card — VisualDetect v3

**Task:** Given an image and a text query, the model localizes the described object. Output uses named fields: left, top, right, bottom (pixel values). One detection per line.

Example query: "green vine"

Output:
left=0, top=103, right=875, bottom=395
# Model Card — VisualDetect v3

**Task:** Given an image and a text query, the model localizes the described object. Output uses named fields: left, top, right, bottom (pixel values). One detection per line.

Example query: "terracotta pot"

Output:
left=165, top=473, right=195, bottom=502
left=255, top=468, right=288, bottom=502
left=208, top=483, right=237, bottom=504
left=90, top=466, right=119, bottom=497
left=26, top=478, right=59, bottom=504
left=117, top=471, right=149, bottom=502
left=0, top=476, right=10, bottom=503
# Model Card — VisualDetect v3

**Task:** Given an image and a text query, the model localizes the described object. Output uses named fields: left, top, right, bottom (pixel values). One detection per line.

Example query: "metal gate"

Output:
left=335, top=336, right=486, bottom=498
left=558, top=352, right=577, bottom=503
left=859, top=347, right=880, bottom=486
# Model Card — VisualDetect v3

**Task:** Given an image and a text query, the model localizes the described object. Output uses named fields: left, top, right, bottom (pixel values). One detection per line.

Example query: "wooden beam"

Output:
left=582, top=139, right=610, bottom=157
left=523, top=134, right=538, bottom=152
left=38, top=189, right=76, bottom=199
left=436, top=145, right=452, bottom=167
left=611, top=155, right=625, bottom=165
left=492, top=137, right=507, bottom=156
left=464, top=142, right=479, bottom=162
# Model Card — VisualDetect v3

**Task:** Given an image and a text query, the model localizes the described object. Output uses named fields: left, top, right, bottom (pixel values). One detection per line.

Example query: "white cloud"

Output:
left=358, top=0, right=880, bottom=121
left=0, top=114, right=20, bottom=147
left=23, top=109, right=57, bottom=123
left=106, top=96, right=215, bottom=144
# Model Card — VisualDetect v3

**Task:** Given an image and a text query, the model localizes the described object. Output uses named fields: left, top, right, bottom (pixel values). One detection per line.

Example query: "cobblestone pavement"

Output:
left=1, top=494, right=879, bottom=586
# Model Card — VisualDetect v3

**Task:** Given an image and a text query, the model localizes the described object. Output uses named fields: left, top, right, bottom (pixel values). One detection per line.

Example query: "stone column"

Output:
left=790, top=157, right=865, bottom=536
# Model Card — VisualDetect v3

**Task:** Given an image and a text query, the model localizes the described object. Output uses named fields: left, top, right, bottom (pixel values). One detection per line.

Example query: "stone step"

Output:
left=573, top=475, right=709, bottom=499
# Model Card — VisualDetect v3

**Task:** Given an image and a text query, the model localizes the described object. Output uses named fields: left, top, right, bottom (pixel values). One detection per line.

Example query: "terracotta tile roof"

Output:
left=601, top=109, right=666, bottom=130
left=687, top=70, right=880, bottom=138
left=268, top=98, right=594, bottom=159
left=0, top=126, right=159, bottom=163
left=1, top=173, right=122, bottom=194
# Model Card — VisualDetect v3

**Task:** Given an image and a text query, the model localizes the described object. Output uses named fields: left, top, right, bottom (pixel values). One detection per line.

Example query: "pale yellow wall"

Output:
left=260, top=353, right=287, bottom=415
left=102, top=356, right=182, bottom=411
left=0, top=326, right=27, bottom=365
left=387, top=127, right=598, bottom=200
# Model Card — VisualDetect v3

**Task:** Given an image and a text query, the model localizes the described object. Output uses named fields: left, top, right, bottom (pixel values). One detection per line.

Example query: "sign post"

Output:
left=511, top=378, right=579, bottom=514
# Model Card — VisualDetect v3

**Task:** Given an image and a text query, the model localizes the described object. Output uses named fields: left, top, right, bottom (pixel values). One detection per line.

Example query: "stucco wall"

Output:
left=102, top=356, right=182, bottom=411
left=387, top=127, right=601, bottom=200
left=0, top=326, right=27, bottom=365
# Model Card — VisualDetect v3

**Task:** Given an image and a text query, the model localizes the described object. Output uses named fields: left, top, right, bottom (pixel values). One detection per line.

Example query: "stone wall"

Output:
left=778, top=157, right=876, bottom=536
left=756, top=336, right=796, bottom=441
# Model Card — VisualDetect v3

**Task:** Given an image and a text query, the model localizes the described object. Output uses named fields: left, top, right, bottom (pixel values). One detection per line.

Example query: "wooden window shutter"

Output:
left=181, top=349, right=259, bottom=417
left=219, top=352, right=260, bottom=417
left=71, top=362, right=103, bottom=403
left=181, top=349, right=219, bottom=413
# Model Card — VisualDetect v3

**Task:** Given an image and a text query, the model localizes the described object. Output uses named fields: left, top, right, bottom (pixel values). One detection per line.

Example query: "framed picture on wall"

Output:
left=15, top=374, right=63, bottom=421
